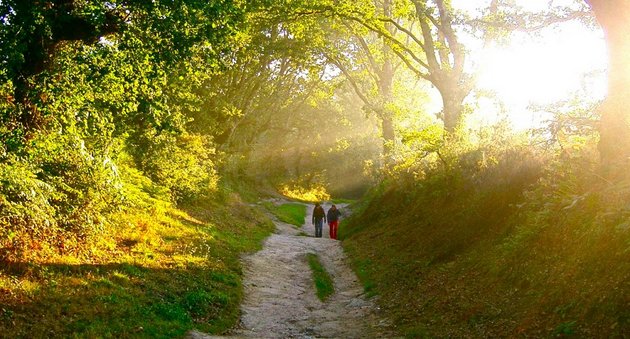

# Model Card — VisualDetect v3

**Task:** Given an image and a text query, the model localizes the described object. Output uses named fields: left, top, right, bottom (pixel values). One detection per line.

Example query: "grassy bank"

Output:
left=340, top=149, right=630, bottom=337
left=263, top=202, right=307, bottom=227
left=0, top=184, right=274, bottom=337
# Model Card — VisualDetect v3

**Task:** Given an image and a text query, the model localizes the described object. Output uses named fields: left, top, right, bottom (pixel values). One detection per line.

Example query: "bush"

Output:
left=0, top=131, right=122, bottom=261
left=0, top=159, right=59, bottom=261
left=129, top=132, right=219, bottom=203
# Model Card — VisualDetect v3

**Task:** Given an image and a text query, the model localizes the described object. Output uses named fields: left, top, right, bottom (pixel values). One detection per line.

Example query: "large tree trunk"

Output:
left=434, top=74, right=469, bottom=133
left=442, top=97, right=463, bottom=133
left=413, top=0, right=470, bottom=135
left=585, top=1, right=630, bottom=169
left=440, top=85, right=467, bottom=133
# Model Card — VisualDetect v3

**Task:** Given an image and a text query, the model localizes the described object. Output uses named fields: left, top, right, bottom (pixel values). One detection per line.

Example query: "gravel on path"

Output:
left=188, top=202, right=396, bottom=339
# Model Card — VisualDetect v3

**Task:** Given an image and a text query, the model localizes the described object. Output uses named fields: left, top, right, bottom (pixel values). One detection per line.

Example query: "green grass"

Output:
left=0, top=181, right=275, bottom=337
left=263, top=202, right=307, bottom=227
left=306, top=253, right=334, bottom=302
left=331, top=198, right=356, bottom=204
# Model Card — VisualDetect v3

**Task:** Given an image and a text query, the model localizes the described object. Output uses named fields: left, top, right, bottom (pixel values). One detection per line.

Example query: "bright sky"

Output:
left=451, top=0, right=608, bottom=130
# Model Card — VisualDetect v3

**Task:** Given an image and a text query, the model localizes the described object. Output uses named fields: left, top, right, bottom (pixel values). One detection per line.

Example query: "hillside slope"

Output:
left=341, top=161, right=630, bottom=337
left=0, top=176, right=274, bottom=338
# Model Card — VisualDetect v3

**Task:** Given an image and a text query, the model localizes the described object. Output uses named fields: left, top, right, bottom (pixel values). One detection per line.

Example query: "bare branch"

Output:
left=389, top=47, right=432, bottom=82
left=355, top=35, right=382, bottom=84
left=342, top=21, right=380, bottom=84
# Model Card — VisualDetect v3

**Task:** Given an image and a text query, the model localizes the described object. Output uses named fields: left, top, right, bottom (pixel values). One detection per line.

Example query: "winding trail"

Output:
left=190, top=201, right=394, bottom=338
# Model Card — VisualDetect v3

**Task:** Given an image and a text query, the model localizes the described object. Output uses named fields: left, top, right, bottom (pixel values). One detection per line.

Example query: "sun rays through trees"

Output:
left=1, top=0, right=628, bottom=337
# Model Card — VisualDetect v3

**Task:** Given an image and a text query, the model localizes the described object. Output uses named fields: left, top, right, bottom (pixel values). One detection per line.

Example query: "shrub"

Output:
left=278, top=174, right=331, bottom=202
left=129, top=132, right=219, bottom=203
left=0, top=131, right=123, bottom=261
left=0, top=159, right=59, bottom=261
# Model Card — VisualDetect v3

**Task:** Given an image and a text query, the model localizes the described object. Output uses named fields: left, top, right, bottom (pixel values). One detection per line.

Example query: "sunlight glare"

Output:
left=475, top=22, right=607, bottom=130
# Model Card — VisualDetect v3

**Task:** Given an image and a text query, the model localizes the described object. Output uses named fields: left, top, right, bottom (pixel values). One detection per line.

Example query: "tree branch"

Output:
left=436, top=0, right=465, bottom=74
left=411, top=0, right=440, bottom=71
left=324, top=52, right=379, bottom=113
left=342, top=14, right=431, bottom=71
left=377, top=17, right=425, bottom=50
left=469, top=7, right=592, bottom=33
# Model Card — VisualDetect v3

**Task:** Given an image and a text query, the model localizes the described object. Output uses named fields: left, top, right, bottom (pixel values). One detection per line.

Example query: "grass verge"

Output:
left=263, top=202, right=307, bottom=227
left=0, top=179, right=274, bottom=337
left=306, top=253, right=334, bottom=302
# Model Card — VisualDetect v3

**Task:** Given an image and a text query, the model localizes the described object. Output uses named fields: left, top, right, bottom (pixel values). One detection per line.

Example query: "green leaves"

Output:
left=0, top=0, right=257, bottom=259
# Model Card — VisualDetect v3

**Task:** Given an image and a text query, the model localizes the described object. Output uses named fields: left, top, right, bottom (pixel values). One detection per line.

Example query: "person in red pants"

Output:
left=327, top=204, right=341, bottom=240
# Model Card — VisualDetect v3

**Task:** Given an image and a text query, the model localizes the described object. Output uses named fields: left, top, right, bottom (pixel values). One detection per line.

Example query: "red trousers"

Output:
left=329, top=220, right=339, bottom=240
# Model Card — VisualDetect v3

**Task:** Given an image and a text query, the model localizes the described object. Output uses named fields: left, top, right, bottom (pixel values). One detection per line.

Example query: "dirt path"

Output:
left=189, top=202, right=394, bottom=338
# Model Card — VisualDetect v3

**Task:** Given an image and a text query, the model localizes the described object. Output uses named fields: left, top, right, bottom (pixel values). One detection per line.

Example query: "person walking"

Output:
left=312, top=203, right=326, bottom=238
left=327, top=204, right=341, bottom=240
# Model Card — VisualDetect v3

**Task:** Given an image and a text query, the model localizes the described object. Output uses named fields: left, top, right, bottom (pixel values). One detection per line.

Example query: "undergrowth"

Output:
left=341, top=129, right=630, bottom=337
left=0, top=166, right=274, bottom=337
left=278, top=179, right=330, bottom=203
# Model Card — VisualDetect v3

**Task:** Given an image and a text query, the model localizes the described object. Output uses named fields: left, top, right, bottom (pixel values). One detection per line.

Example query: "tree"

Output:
left=180, top=3, right=383, bottom=193
left=584, top=1, right=630, bottom=169
left=335, top=0, right=473, bottom=133
left=183, top=7, right=335, bottom=179
left=0, top=0, right=246, bottom=136
left=0, top=0, right=253, bottom=251
left=329, top=0, right=398, bottom=154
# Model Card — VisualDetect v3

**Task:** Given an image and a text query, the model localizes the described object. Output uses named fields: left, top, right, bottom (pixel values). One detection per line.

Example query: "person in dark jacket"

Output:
left=312, top=203, right=326, bottom=238
left=327, top=204, right=341, bottom=240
